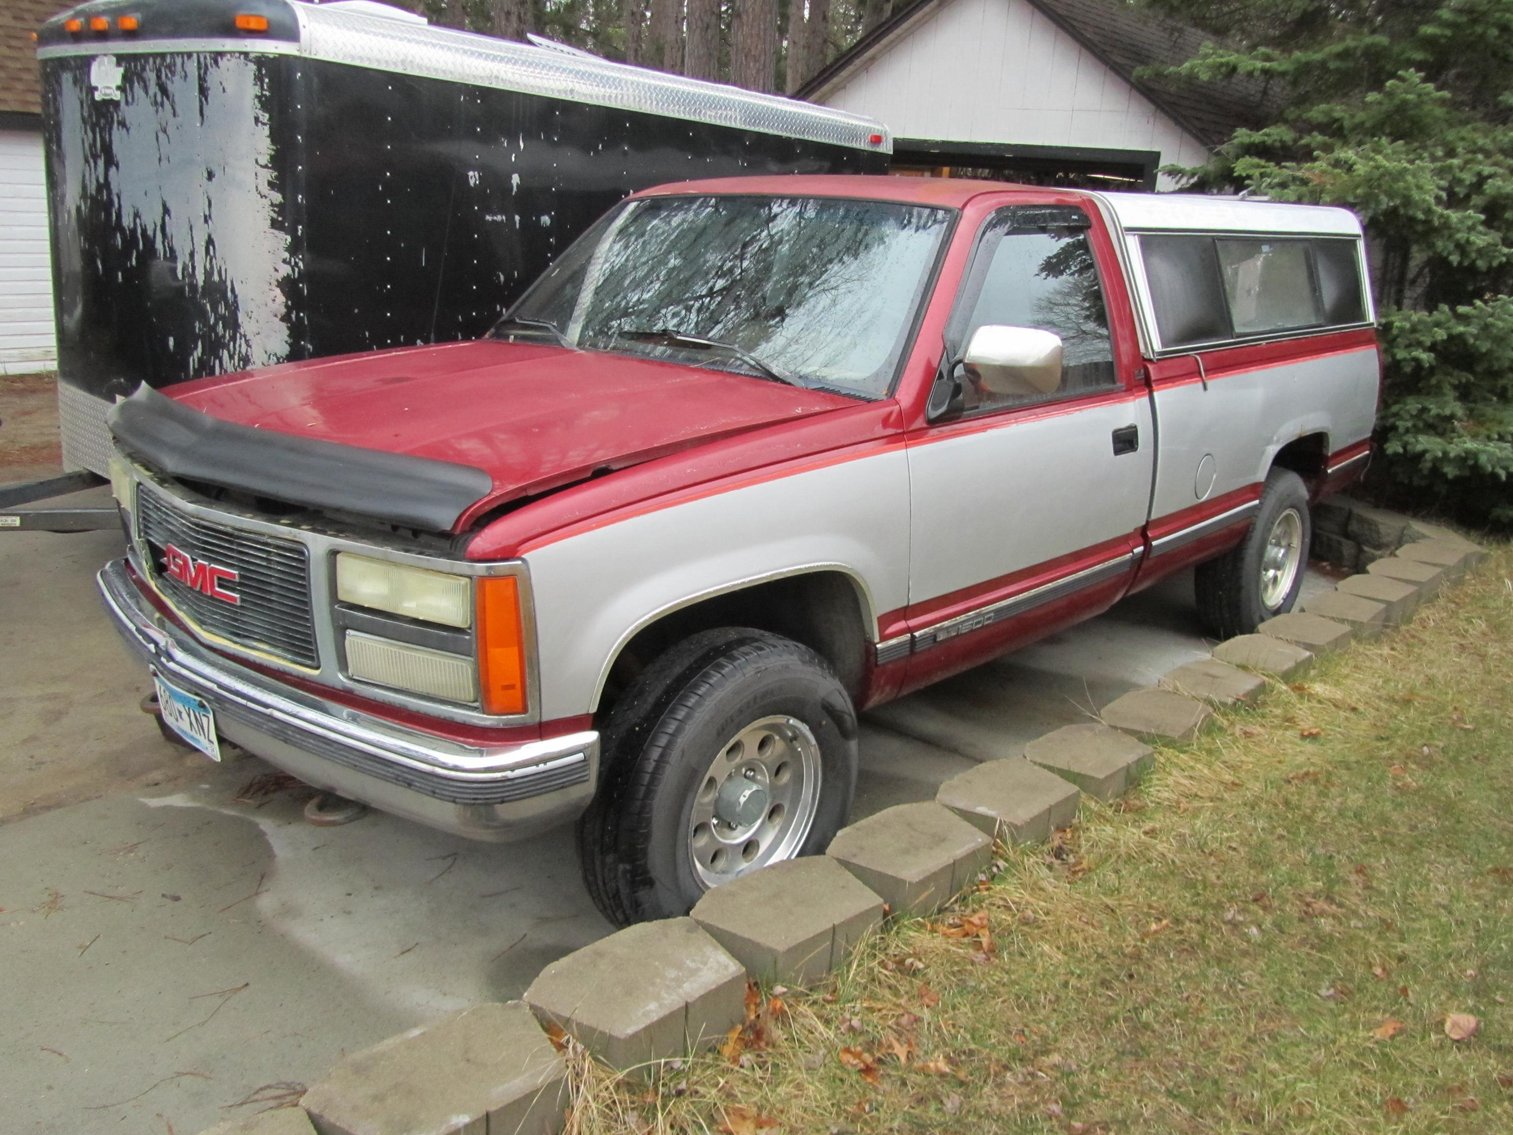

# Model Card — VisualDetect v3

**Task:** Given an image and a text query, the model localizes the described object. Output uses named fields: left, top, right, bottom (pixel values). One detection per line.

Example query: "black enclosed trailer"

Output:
left=28, top=0, right=890, bottom=488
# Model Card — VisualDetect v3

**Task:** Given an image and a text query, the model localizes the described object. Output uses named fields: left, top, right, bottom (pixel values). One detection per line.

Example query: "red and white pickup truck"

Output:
left=100, top=176, right=1379, bottom=924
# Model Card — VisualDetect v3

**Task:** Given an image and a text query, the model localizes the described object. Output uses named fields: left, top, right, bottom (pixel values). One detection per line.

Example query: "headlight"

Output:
left=336, top=553, right=472, bottom=628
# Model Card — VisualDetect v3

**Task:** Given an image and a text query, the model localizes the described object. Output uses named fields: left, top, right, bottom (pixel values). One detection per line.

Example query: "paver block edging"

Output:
left=1024, top=723, right=1155, bottom=800
left=827, top=802, right=992, bottom=918
left=1299, top=590, right=1388, bottom=638
left=301, top=1001, right=566, bottom=1135
left=935, top=758, right=1081, bottom=843
left=1211, top=633, right=1314, bottom=678
left=1257, top=611, right=1354, bottom=653
left=690, top=857, right=885, bottom=987
left=1335, top=573, right=1420, bottom=625
left=1100, top=687, right=1212, bottom=743
left=1159, top=658, right=1266, bottom=707
left=525, top=918, right=745, bottom=1070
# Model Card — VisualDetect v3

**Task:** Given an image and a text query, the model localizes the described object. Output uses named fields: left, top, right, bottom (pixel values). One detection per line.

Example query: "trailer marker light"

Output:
left=89, top=15, right=109, bottom=32
left=235, top=14, right=270, bottom=32
left=868, top=133, right=884, bottom=146
left=64, top=17, right=83, bottom=33
left=118, top=15, right=141, bottom=32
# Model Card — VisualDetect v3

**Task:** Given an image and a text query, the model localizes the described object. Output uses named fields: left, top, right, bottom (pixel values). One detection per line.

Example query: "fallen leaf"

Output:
left=718, top=1104, right=778, bottom=1135
left=920, top=1055, right=956, bottom=1077
left=1142, top=918, right=1172, bottom=939
left=1496, top=1072, right=1513, bottom=1090
left=1299, top=726, right=1323, bottom=739
left=1384, top=1096, right=1409, bottom=1116
left=916, top=984, right=940, bottom=1009
left=1284, top=768, right=1322, bottom=784
left=1444, top=1013, right=1480, bottom=1042
left=1372, top=964, right=1391, bottom=980
left=884, top=1031, right=915, bottom=1065
left=720, top=1024, right=746, bottom=1064
left=1372, top=1018, right=1407, bottom=1041
left=838, top=1046, right=881, bottom=1085
left=543, top=1022, right=568, bottom=1052
left=743, top=982, right=761, bottom=1023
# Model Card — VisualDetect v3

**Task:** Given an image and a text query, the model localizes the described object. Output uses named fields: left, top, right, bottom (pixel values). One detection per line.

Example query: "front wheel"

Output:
left=578, top=628, right=858, bottom=926
left=1195, top=469, right=1312, bottom=639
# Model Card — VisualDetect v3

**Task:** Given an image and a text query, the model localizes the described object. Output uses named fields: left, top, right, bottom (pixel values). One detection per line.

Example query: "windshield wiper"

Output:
left=616, top=327, right=801, bottom=387
left=492, top=315, right=569, bottom=346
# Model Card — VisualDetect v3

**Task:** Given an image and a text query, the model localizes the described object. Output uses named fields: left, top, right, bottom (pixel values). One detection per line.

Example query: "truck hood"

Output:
left=129, top=340, right=855, bottom=531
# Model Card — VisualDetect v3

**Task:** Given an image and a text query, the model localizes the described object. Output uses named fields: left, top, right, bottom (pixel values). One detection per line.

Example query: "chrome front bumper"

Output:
left=98, top=559, right=599, bottom=840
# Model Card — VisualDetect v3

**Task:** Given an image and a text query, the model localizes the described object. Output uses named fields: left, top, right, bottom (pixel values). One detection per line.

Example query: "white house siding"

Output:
left=0, top=127, right=57, bottom=375
left=815, top=0, right=1210, bottom=189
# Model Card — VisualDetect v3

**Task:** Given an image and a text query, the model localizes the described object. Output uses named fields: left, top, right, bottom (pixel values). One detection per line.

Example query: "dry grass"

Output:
left=566, top=548, right=1513, bottom=1133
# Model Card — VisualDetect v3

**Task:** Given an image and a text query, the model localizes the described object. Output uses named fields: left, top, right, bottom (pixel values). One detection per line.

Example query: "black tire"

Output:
left=1196, top=468, right=1312, bottom=639
left=577, top=628, right=858, bottom=926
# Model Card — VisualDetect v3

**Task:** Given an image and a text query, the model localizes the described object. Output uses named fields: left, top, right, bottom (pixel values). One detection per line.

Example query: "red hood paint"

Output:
left=172, top=340, right=856, bottom=512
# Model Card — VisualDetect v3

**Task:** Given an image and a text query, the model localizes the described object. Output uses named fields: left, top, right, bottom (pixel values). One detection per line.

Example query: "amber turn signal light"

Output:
left=88, top=15, right=109, bottom=32
left=476, top=576, right=528, bottom=716
left=118, top=15, right=141, bottom=32
left=64, top=17, right=83, bottom=33
left=234, top=13, right=270, bottom=32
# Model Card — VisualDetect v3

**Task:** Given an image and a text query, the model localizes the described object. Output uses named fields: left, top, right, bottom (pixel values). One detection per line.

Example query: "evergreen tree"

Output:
left=1148, top=0, right=1513, bottom=528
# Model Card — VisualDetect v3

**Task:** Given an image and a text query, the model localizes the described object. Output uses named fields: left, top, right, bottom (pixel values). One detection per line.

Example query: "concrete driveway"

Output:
left=0, top=511, right=1328, bottom=1133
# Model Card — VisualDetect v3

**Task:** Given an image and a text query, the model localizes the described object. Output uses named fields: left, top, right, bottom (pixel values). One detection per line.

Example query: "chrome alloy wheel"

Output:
left=688, top=714, right=822, bottom=889
left=1260, top=507, right=1304, bottom=610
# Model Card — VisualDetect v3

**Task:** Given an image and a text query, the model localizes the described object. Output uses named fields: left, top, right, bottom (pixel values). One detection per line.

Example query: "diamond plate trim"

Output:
left=295, top=5, right=891, bottom=151
left=58, top=383, right=115, bottom=476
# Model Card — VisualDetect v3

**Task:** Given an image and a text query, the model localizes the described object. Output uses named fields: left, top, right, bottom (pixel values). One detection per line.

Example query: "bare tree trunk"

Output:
left=436, top=0, right=471, bottom=30
left=490, top=0, right=530, bottom=40
left=646, top=0, right=685, bottom=71
left=784, top=0, right=830, bottom=91
left=685, top=0, right=721, bottom=80
left=731, top=0, right=778, bottom=93
left=623, top=0, right=648, bottom=62
left=860, top=0, right=889, bottom=35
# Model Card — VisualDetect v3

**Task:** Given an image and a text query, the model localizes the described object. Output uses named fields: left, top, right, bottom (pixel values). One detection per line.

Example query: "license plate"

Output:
left=153, top=673, right=221, bottom=762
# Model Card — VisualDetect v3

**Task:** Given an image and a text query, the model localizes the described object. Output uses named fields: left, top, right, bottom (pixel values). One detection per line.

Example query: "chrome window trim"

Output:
left=1327, top=450, right=1371, bottom=476
left=122, top=464, right=538, bottom=727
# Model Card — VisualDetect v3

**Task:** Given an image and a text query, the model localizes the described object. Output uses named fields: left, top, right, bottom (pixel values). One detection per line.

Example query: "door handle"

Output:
left=1112, top=424, right=1139, bottom=455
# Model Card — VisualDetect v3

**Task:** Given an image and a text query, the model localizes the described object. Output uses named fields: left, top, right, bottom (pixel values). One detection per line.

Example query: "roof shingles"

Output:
left=2, top=0, right=69, bottom=117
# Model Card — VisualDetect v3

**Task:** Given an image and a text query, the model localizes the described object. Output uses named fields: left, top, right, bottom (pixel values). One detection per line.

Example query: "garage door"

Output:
left=0, top=127, right=56, bottom=375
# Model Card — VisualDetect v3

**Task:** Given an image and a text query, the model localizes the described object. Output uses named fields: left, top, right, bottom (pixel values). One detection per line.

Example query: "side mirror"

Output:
left=963, top=325, right=1063, bottom=398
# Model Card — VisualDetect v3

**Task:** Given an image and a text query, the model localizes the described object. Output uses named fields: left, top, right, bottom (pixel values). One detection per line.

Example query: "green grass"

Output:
left=568, top=548, right=1513, bottom=1133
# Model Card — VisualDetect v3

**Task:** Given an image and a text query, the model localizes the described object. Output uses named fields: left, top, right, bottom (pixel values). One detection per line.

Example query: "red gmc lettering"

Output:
left=162, top=543, right=240, bottom=605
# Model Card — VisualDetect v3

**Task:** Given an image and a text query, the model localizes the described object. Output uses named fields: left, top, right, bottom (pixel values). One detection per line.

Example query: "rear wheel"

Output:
left=578, top=628, right=858, bottom=926
left=1195, top=469, right=1311, bottom=639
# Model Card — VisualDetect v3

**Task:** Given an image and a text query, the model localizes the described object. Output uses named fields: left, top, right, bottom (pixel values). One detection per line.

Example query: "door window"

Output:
left=951, top=207, right=1117, bottom=412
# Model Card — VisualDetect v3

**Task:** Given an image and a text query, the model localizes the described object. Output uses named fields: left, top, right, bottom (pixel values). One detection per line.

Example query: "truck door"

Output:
left=901, top=205, right=1155, bottom=689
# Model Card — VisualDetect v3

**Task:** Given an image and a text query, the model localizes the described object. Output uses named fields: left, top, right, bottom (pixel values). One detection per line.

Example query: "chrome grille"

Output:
left=137, top=489, right=319, bottom=668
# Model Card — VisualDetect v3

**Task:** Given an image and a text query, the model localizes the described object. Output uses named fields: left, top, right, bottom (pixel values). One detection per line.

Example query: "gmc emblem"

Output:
left=162, top=543, right=241, bottom=605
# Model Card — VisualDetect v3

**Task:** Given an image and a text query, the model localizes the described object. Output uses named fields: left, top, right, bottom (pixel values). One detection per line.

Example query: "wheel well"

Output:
left=1272, top=433, right=1329, bottom=495
left=601, top=572, right=870, bottom=712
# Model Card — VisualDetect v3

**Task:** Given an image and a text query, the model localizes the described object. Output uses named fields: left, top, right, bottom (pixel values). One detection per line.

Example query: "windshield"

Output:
left=501, top=195, right=952, bottom=397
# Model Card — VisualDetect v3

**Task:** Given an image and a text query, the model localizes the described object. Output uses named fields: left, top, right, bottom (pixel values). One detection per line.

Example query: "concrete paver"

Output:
left=302, top=1002, right=565, bottom=1135
left=935, top=758, right=1080, bottom=843
left=1024, top=724, right=1154, bottom=800
left=691, top=857, right=884, bottom=986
